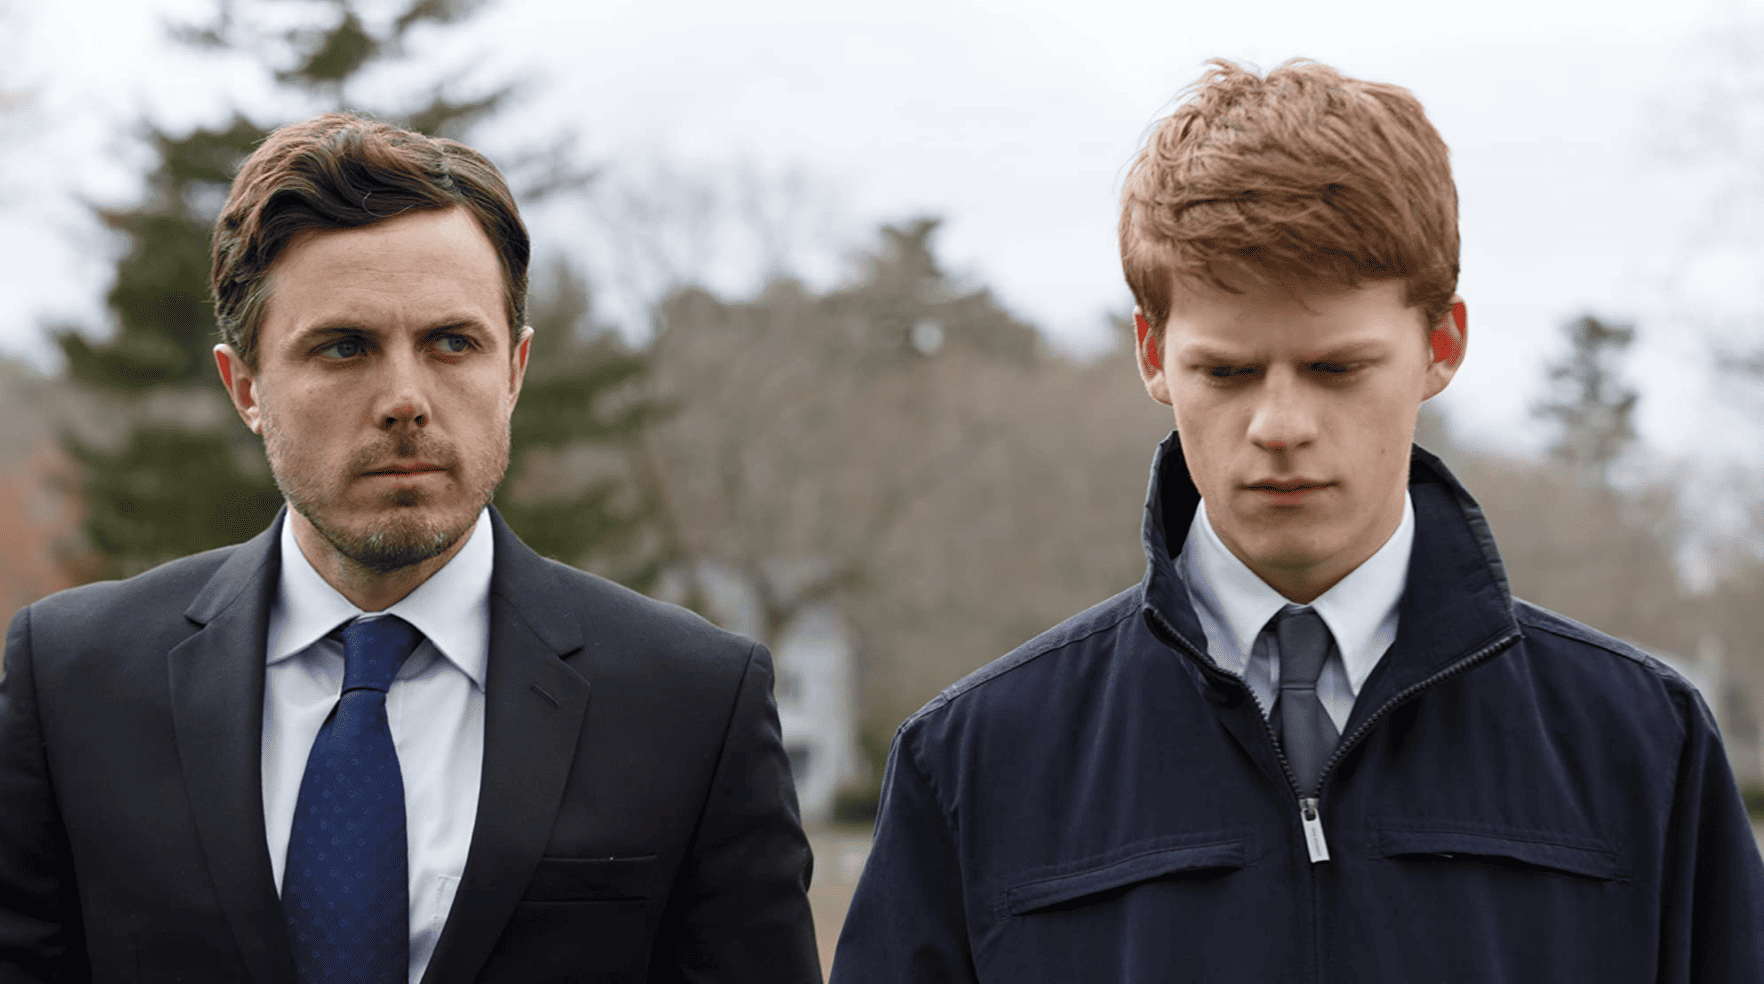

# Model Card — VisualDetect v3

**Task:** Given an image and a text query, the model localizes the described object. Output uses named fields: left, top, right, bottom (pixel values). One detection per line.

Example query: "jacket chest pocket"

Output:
left=980, top=837, right=1271, bottom=981
left=1375, top=825, right=1624, bottom=881
left=476, top=855, right=659, bottom=983
left=1002, top=840, right=1247, bottom=916
left=1357, top=823, right=1639, bottom=980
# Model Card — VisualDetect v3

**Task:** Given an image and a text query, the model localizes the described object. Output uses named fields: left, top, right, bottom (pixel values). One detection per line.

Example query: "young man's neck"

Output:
left=1215, top=497, right=1407, bottom=606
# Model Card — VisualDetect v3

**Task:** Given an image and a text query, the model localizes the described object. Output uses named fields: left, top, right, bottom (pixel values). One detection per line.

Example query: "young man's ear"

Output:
left=213, top=344, right=264, bottom=435
left=1422, top=295, right=1468, bottom=400
left=1134, top=308, right=1173, bottom=406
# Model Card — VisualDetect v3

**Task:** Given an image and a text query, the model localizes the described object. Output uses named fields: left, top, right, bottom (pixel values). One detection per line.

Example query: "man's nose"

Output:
left=1245, top=370, right=1318, bottom=451
left=374, top=353, right=430, bottom=429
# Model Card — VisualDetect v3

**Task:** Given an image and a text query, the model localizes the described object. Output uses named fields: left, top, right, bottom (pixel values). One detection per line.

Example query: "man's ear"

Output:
left=213, top=344, right=264, bottom=435
left=1134, top=309, right=1173, bottom=406
left=508, top=326, right=534, bottom=404
left=1422, top=295, right=1468, bottom=401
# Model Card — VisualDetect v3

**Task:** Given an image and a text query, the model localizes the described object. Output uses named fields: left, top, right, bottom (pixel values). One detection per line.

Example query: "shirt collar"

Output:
left=267, top=509, right=494, bottom=689
left=1182, top=492, right=1414, bottom=696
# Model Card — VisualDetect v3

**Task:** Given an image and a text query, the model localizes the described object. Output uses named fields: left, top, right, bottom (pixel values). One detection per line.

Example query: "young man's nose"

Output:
left=1246, top=373, right=1318, bottom=450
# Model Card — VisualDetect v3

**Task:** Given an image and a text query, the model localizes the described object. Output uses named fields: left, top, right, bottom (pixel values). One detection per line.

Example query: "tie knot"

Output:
left=1274, top=606, right=1332, bottom=685
left=340, top=616, right=423, bottom=694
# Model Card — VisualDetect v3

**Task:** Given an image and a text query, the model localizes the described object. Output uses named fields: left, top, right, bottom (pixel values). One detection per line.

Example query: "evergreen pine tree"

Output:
left=1532, top=313, right=1640, bottom=488
left=57, top=0, right=659, bottom=581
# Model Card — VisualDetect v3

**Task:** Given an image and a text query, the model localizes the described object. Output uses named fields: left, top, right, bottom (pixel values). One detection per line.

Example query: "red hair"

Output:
left=1120, top=58, right=1458, bottom=336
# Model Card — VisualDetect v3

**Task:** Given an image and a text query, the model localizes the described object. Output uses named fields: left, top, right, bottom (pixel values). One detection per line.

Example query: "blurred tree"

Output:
left=646, top=217, right=1160, bottom=729
left=823, top=218, right=1040, bottom=364
left=55, top=0, right=657, bottom=580
left=502, top=258, right=668, bottom=585
left=1532, top=313, right=1638, bottom=489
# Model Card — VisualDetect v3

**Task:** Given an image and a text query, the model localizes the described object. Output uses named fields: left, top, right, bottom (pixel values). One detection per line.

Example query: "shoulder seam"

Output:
left=1513, top=600, right=1653, bottom=668
left=903, top=588, right=1141, bottom=730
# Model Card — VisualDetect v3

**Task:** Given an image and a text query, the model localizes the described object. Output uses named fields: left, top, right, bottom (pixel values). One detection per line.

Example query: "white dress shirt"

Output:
left=1178, top=494, right=1414, bottom=733
left=262, top=509, right=491, bottom=984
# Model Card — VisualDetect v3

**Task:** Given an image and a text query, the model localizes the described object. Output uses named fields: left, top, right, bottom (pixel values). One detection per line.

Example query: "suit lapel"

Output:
left=421, top=510, right=590, bottom=984
left=168, top=515, right=298, bottom=984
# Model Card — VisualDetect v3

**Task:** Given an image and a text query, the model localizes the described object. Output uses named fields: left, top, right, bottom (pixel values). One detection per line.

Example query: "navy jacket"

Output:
left=832, top=435, right=1764, bottom=982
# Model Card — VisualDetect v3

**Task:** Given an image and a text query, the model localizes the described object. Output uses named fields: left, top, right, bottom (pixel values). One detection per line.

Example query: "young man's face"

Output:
left=215, top=207, right=531, bottom=575
left=1137, top=277, right=1466, bottom=603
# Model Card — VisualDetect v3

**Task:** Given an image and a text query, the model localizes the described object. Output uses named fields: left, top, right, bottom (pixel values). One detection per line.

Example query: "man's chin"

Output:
left=301, top=505, right=477, bottom=574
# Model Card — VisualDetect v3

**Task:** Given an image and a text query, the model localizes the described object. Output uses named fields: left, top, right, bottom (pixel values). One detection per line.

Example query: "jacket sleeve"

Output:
left=829, top=723, right=976, bottom=984
left=648, top=642, right=821, bottom=984
left=0, top=606, right=89, bottom=984
left=1657, top=685, right=1764, bottom=981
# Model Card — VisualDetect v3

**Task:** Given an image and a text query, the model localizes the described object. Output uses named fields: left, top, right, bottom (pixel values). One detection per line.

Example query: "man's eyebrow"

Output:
left=289, top=322, right=375, bottom=342
left=290, top=317, right=493, bottom=340
left=423, top=318, right=496, bottom=335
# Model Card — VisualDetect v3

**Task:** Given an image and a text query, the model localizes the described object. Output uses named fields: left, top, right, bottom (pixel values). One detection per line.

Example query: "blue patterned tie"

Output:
left=284, top=616, right=421, bottom=984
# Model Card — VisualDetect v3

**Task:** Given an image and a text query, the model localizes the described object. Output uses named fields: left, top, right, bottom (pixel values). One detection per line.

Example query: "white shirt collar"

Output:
left=267, top=509, right=494, bottom=689
left=1183, top=492, right=1413, bottom=696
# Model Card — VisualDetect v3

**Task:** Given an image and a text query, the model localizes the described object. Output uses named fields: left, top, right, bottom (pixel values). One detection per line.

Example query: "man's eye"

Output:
left=1209, top=366, right=1255, bottom=378
left=436, top=334, right=474, bottom=354
left=1310, top=362, right=1351, bottom=375
left=319, top=338, right=365, bottom=359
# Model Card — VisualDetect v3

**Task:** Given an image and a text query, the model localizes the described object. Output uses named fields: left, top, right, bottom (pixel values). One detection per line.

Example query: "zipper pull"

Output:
left=1300, top=796, right=1330, bottom=864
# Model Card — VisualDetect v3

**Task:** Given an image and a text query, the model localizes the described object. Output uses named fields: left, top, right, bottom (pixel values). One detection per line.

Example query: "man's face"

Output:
left=1137, top=277, right=1465, bottom=602
left=217, top=207, right=530, bottom=574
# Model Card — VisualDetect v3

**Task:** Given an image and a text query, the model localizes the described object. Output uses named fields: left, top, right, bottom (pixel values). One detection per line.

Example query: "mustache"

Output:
left=345, top=432, right=458, bottom=474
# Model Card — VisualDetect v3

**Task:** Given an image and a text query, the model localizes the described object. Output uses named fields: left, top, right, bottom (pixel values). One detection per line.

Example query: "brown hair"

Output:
left=211, top=112, right=529, bottom=368
left=1120, top=58, right=1458, bottom=337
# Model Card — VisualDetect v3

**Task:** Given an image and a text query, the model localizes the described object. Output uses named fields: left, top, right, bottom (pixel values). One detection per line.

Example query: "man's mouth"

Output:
left=364, top=462, right=446, bottom=477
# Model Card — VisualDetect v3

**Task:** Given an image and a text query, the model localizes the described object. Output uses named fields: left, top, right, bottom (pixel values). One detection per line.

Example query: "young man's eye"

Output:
left=435, top=334, right=474, bottom=354
left=1209, top=366, right=1255, bottom=378
left=1310, top=362, right=1354, bottom=376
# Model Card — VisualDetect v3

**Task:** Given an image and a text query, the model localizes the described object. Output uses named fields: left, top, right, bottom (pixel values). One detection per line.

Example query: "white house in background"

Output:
left=652, top=560, right=862, bottom=824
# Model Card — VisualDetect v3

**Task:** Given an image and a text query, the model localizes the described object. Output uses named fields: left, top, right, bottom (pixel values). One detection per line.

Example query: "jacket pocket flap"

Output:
left=1376, top=826, right=1622, bottom=881
left=1004, top=840, right=1246, bottom=916
left=524, top=854, right=659, bottom=902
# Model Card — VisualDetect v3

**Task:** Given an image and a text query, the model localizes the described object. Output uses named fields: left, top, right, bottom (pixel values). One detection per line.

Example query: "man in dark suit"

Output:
left=0, top=114, right=820, bottom=983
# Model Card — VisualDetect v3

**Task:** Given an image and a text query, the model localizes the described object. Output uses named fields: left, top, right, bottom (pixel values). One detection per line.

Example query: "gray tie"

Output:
left=1271, top=607, right=1339, bottom=794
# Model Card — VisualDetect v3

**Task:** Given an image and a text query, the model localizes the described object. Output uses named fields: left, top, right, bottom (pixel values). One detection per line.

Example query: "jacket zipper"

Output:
left=1145, top=607, right=1521, bottom=864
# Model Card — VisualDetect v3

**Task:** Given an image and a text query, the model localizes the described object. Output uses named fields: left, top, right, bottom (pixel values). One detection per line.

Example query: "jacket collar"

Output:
left=1139, top=432, right=1521, bottom=721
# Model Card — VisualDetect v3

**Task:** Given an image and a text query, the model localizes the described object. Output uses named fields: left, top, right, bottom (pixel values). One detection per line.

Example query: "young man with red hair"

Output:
left=832, top=59, right=1763, bottom=981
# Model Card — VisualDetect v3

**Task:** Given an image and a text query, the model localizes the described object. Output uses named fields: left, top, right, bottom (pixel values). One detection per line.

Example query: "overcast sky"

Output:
left=4, top=0, right=1762, bottom=467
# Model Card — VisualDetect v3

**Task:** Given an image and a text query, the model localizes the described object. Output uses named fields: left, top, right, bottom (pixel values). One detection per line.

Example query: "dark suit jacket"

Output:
left=0, top=509, right=821, bottom=983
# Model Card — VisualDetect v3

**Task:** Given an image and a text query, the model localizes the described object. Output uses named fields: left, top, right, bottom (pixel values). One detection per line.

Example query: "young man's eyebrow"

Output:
left=1305, top=341, right=1390, bottom=361
left=1178, top=343, right=1261, bottom=364
left=1175, top=340, right=1393, bottom=364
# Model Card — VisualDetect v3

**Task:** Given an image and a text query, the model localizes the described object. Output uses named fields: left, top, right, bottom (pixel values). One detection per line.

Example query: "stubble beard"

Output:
left=264, top=415, right=510, bottom=575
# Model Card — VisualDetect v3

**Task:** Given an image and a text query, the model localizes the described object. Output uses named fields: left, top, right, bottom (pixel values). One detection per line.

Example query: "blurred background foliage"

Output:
left=50, top=0, right=659, bottom=581
left=1, top=0, right=1763, bottom=802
